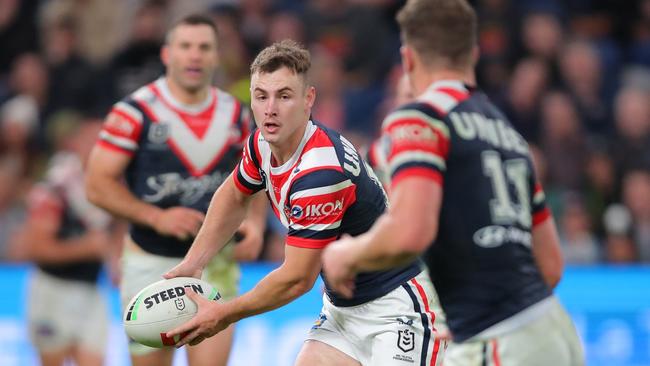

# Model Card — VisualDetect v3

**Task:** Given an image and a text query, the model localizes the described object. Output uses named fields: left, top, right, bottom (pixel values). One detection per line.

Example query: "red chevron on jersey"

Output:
left=99, top=78, right=247, bottom=177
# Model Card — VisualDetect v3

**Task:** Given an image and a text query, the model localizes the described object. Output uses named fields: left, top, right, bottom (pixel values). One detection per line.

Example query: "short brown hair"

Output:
left=250, top=39, right=311, bottom=79
left=166, top=14, right=219, bottom=44
left=397, top=0, right=477, bottom=69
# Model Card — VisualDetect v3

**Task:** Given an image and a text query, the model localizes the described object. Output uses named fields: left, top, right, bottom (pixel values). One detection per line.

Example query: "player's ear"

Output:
left=305, top=85, right=316, bottom=110
left=161, top=45, right=170, bottom=66
left=471, top=45, right=480, bottom=67
left=400, top=45, right=415, bottom=75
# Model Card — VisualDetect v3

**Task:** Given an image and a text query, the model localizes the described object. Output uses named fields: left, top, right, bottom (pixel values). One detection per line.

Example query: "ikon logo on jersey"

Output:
left=290, top=199, right=344, bottom=219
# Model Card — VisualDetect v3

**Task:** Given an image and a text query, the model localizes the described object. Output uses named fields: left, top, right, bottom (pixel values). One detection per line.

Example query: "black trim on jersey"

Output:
left=392, top=161, right=443, bottom=178
left=236, top=168, right=264, bottom=193
left=289, top=169, right=348, bottom=195
left=287, top=227, right=338, bottom=241
left=247, top=132, right=261, bottom=168
left=402, top=283, right=431, bottom=366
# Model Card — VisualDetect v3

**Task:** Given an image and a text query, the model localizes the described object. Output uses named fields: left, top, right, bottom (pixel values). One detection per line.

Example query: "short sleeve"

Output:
left=285, top=170, right=357, bottom=249
left=97, top=101, right=144, bottom=155
left=232, top=131, right=265, bottom=195
left=381, top=105, right=451, bottom=189
left=531, top=181, right=551, bottom=226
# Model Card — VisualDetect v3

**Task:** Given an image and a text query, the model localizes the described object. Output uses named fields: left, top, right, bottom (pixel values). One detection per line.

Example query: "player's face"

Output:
left=250, top=67, right=315, bottom=150
left=162, top=24, right=218, bottom=93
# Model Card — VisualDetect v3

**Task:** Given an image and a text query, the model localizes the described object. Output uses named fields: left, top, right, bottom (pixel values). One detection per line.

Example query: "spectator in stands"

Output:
left=104, top=0, right=165, bottom=101
left=498, top=57, right=549, bottom=142
left=559, top=192, right=601, bottom=264
left=622, top=169, right=650, bottom=262
left=559, top=39, right=610, bottom=136
left=539, top=90, right=587, bottom=191
left=612, top=86, right=650, bottom=174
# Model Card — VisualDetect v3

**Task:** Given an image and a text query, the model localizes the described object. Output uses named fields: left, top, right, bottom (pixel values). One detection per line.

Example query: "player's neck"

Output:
left=269, top=121, right=309, bottom=167
left=412, top=68, right=475, bottom=95
left=165, top=77, right=209, bottom=105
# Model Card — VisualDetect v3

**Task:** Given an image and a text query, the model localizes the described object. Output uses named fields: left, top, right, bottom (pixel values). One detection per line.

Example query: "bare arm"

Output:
left=168, top=245, right=322, bottom=346
left=85, top=146, right=205, bottom=240
left=16, top=206, right=108, bottom=264
left=233, top=192, right=268, bottom=261
left=322, top=177, right=441, bottom=297
left=165, top=174, right=254, bottom=276
left=85, top=146, right=159, bottom=227
left=532, top=217, right=564, bottom=289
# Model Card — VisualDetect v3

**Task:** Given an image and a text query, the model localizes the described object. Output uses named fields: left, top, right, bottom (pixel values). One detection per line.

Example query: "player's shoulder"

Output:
left=382, top=101, right=451, bottom=141
left=212, top=86, right=242, bottom=105
left=295, top=122, right=345, bottom=171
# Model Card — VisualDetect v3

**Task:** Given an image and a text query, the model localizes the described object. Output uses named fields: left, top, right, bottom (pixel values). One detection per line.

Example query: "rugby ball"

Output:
left=123, top=277, right=221, bottom=348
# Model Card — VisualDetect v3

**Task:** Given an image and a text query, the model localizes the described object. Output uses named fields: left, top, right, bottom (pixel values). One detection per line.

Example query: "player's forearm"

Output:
left=532, top=218, right=564, bottom=289
left=244, top=192, right=268, bottom=230
left=185, top=176, right=251, bottom=269
left=350, top=213, right=423, bottom=272
left=28, top=237, right=103, bottom=264
left=351, top=178, right=441, bottom=272
left=221, top=266, right=315, bottom=323
left=86, top=176, right=161, bottom=228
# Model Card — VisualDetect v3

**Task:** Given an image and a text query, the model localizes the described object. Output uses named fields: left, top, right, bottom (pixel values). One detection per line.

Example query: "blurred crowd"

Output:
left=0, top=0, right=649, bottom=265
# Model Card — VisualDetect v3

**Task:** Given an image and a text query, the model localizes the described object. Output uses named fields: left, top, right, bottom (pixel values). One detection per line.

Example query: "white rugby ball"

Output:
left=123, top=277, right=221, bottom=348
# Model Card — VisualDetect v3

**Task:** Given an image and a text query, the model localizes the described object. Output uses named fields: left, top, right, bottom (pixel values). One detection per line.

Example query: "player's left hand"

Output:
left=322, top=234, right=358, bottom=299
left=163, top=259, right=203, bottom=280
left=233, top=220, right=264, bottom=262
left=166, top=288, right=231, bottom=347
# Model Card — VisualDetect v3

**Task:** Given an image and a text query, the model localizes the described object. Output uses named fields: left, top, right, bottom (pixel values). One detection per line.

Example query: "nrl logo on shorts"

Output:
left=174, top=298, right=186, bottom=311
left=397, top=329, right=415, bottom=353
left=148, top=123, right=170, bottom=144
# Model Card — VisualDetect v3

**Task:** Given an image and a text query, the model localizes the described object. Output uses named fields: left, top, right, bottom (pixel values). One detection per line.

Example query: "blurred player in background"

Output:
left=322, top=0, right=585, bottom=365
left=165, top=40, right=446, bottom=366
left=15, top=117, right=119, bottom=366
left=85, top=14, right=266, bottom=366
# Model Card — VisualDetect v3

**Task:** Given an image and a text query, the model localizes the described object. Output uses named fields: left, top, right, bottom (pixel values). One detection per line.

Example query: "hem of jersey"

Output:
left=286, top=236, right=334, bottom=249
left=232, top=174, right=255, bottom=195
left=532, top=207, right=551, bottom=226
left=327, top=266, right=423, bottom=307
left=467, top=294, right=556, bottom=341
left=97, top=140, right=135, bottom=156
left=392, top=167, right=443, bottom=189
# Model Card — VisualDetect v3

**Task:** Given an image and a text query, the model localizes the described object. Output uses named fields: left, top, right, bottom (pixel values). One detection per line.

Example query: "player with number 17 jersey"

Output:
left=383, top=80, right=554, bottom=342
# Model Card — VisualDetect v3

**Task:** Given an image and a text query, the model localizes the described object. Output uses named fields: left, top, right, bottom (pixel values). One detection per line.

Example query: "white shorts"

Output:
left=121, top=236, right=240, bottom=355
left=307, top=270, right=447, bottom=365
left=444, top=296, right=585, bottom=366
left=27, top=268, right=108, bottom=355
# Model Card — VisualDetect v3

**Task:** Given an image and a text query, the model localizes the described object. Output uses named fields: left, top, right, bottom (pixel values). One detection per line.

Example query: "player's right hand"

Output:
left=322, top=234, right=358, bottom=299
left=151, top=207, right=205, bottom=241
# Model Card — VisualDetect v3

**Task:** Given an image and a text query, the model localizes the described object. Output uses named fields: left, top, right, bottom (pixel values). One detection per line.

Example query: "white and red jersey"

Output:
left=233, top=120, right=422, bottom=306
left=96, top=77, right=252, bottom=257
left=27, top=152, right=112, bottom=283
